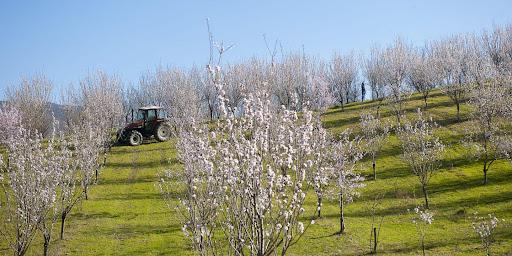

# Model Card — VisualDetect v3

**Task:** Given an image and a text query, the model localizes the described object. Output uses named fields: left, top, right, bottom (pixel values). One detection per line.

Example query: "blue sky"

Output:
left=0, top=1, right=511, bottom=100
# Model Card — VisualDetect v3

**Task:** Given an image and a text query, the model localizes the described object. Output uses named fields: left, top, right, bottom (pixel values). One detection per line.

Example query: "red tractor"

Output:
left=117, top=106, right=172, bottom=146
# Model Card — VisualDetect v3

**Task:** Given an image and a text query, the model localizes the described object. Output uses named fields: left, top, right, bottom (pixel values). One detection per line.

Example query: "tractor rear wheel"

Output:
left=128, top=131, right=143, bottom=146
left=155, top=123, right=171, bottom=142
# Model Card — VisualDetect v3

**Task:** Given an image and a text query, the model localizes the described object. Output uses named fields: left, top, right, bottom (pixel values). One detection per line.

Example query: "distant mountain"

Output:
left=49, top=102, right=67, bottom=123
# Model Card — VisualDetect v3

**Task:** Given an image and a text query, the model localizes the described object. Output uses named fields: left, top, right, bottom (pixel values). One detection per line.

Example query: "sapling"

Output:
left=360, top=113, right=390, bottom=180
left=332, top=132, right=365, bottom=234
left=409, top=206, right=434, bottom=256
left=471, top=213, right=502, bottom=256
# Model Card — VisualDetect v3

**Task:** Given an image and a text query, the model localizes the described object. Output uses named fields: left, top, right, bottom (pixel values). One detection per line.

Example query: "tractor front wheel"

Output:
left=128, top=131, right=143, bottom=146
left=155, top=123, right=171, bottom=142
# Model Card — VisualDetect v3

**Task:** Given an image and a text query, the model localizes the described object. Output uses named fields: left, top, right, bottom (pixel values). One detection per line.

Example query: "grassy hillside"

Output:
left=2, top=90, right=511, bottom=255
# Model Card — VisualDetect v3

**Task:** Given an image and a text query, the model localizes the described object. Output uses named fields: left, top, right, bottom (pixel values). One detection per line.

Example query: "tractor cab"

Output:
left=118, top=106, right=171, bottom=146
left=131, top=106, right=165, bottom=123
left=126, top=106, right=163, bottom=128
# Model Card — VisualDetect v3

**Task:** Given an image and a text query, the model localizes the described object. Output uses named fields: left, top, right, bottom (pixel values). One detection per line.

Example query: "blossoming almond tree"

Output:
left=160, top=121, right=223, bottom=255
left=331, top=132, right=365, bottom=234
left=471, top=213, right=502, bottom=256
left=398, top=109, right=444, bottom=209
left=162, top=67, right=330, bottom=254
left=139, top=66, right=202, bottom=133
left=409, top=206, right=434, bottom=256
left=0, top=107, right=22, bottom=144
left=51, top=121, right=96, bottom=241
left=327, top=52, right=358, bottom=111
left=465, top=80, right=509, bottom=185
left=407, top=45, right=442, bottom=108
left=5, top=75, right=54, bottom=136
left=78, top=71, right=125, bottom=182
left=382, top=38, right=412, bottom=125
left=71, top=120, right=102, bottom=200
left=363, top=46, right=387, bottom=116
left=36, top=129, right=76, bottom=256
left=360, top=113, right=390, bottom=180
left=0, top=115, right=64, bottom=256
left=432, top=35, right=471, bottom=121
left=307, top=116, right=334, bottom=218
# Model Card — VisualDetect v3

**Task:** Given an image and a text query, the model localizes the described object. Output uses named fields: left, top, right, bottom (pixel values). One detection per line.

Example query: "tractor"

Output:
left=117, top=106, right=172, bottom=146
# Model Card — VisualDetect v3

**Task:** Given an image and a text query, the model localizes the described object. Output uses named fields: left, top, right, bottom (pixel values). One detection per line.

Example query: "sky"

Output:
left=0, top=0, right=511, bottom=101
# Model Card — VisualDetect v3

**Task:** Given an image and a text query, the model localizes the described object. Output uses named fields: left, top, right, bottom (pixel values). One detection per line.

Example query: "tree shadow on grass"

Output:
left=95, top=189, right=185, bottom=201
left=71, top=211, right=121, bottom=220
left=374, top=228, right=511, bottom=256
left=370, top=165, right=410, bottom=180
left=323, top=114, right=361, bottom=128
left=371, top=151, right=484, bottom=183
left=428, top=167, right=512, bottom=197
left=107, top=161, right=167, bottom=170
left=344, top=188, right=512, bottom=219
left=324, top=168, right=512, bottom=219
left=309, top=231, right=344, bottom=240
left=110, top=144, right=174, bottom=155
left=98, top=175, right=157, bottom=185
left=106, top=155, right=181, bottom=169
left=81, top=223, right=183, bottom=239
left=95, top=192, right=167, bottom=201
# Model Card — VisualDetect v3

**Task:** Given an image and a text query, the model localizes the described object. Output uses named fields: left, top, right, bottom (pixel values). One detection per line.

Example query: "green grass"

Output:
left=1, top=90, right=512, bottom=255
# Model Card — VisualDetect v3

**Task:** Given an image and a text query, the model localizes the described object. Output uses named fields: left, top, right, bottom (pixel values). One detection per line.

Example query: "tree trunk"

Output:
left=422, top=185, right=429, bottom=209
left=423, top=95, right=428, bottom=108
left=339, top=192, right=345, bottom=234
left=373, top=227, right=377, bottom=254
left=317, top=196, right=322, bottom=218
left=456, top=101, right=460, bottom=121
left=483, top=163, right=488, bottom=185
left=372, top=156, right=377, bottom=180
left=84, top=186, right=88, bottom=200
left=43, top=234, right=50, bottom=256
left=60, top=212, right=67, bottom=240
left=421, top=237, right=426, bottom=256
